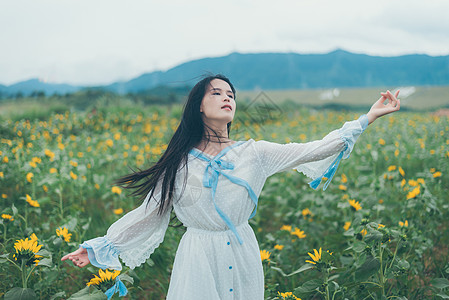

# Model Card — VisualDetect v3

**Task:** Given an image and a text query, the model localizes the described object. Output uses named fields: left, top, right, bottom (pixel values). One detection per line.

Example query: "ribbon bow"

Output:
left=104, top=277, right=128, bottom=300
left=190, top=141, right=258, bottom=245
left=308, top=148, right=345, bottom=191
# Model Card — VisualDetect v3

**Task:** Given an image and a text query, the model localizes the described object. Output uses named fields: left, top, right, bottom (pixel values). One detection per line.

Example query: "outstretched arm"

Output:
left=254, top=90, right=401, bottom=189
left=61, top=183, right=172, bottom=271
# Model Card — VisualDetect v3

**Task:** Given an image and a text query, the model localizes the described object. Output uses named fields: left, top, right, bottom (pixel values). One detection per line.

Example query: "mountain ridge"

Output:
left=1, top=50, right=448, bottom=97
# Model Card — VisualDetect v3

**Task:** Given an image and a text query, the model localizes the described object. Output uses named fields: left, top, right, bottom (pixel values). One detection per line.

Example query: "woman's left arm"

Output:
left=304, top=89, right=401, bottom=189
left=254, top=90, right=400, bottom=189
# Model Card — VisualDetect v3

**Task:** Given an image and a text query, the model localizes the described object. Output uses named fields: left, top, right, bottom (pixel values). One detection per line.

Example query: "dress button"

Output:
left=227, top=242, right=230, bottom=245
left=229, top=266, right=232, bottom=269
left=230, top=289, right=233, bottom=292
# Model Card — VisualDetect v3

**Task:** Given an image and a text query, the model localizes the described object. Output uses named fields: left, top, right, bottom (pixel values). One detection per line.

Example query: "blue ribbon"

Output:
left=189, top=141, right=258, bottom=245
left=308, top=149, right=345, bottom=191
left=309, top=114, right=368, bottom=190
left=104, top=277, right=128, bottom=300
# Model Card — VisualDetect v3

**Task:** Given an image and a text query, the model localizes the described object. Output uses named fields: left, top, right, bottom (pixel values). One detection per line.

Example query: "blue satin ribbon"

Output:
left=308, top=114, right=369, bottom=191
left=308, top=150, right=345, bottom=191
left=104, top=277, right=128, bottom=300
left=189, top=141, right=258, bottom=245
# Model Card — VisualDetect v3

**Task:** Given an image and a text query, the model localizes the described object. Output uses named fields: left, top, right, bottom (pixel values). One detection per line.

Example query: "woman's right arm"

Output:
left=61, top=186, right=172, bottom=271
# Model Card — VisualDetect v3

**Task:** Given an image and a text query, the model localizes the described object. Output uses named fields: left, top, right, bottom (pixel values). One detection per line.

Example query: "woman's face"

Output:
left=199, top=79, right=236, bottom=126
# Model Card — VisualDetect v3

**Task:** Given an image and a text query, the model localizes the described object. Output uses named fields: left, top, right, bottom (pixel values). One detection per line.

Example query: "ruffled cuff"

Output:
left=358, top=114, right=369, bottom=131
left=308, top=115, right=367, bottom=190
left=339, top=115, right=366, bottom=159
left=80, top=236, right=122, bottom=271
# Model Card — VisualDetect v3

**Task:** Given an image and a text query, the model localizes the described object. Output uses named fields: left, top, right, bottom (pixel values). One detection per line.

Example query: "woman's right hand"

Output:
left=61, top=247, right=90, bottom=268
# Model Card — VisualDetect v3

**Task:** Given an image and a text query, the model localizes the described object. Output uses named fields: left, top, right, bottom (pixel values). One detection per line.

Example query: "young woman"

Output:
left=62, top=74, right=400, bottom=299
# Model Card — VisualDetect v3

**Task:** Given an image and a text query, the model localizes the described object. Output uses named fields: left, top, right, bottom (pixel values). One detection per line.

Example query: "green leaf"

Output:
left=271, top=266, right=287, bottom=277
left=364, top=230, right=383, bottom=243
left=12, top=204, right=18, bottom=216
left=35, top=196, right=51, bottom=204
left=0, top=253, right=9, bottom=263
left=436, top=293, right=449, bottom=299
left=5, top=287, right=36, bottom=300
left=352, top=241, right=366, bottom=253
left=398, top=259, right=410, bottom=270
left=343, top=228, right=355, bottom=237
left=82, top=219, right=91, bottom=231
left=53, top=237, right=63, bottom=247
left=431, top=278, right=449, bottom=289
left=66, top=217, right=78, bottom=231
left=295, top=279, right=322, bottom=293
left=287, top=263, right=314, bottom=276
left=339, top=255, right=353, bottom=266
left=36, top=249, right=52, bottom=257
left=119, top=273, right=134, bottom=284
left=146, top=258, right=154, bottom=267
left=67, top=286, right=107, bottom=300
left=37, top=257, right=53, bottom=267
left=50, top=291, right=66, bottom=300
left=355, top=256, right=380, bottom=281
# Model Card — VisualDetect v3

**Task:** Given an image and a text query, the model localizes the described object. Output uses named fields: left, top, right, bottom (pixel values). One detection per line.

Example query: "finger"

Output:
left=376, top=95, right=387, bottom=104
left=386, top=90, right=397, bottom=106
left=78, top=261, right=87, bottom=268
left=62, top=254, right=75, bottom=261
left=395, top=98, right=401, bottom=110
left=395, top=90, right=400, bottom=98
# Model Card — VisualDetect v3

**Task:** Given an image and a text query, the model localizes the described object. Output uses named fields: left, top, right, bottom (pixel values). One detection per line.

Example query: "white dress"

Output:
left=80, top=115, right=368, bottom=299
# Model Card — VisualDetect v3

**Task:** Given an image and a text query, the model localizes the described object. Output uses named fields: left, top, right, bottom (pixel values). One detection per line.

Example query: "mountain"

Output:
left=3, top=79, right=82, bottom=97
left=104, top=50, right=449, bottom=92
left=3, top=50, right=449, bottom=97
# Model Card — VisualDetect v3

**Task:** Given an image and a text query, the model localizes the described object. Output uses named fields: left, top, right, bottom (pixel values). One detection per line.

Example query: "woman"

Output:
left=62, top=74, right=400, bottom=299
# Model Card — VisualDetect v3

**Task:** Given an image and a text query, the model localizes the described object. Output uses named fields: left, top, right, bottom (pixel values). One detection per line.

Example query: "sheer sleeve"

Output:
left=255, top=114, right=369, bottom=190
left=79, top=184, right=171, bottom=270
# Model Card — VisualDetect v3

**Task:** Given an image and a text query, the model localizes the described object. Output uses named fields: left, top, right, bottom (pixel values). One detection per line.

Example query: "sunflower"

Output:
left=260, top=250, right=271, bottom=262
left=56, top=227, right=72, bottom=242
left=348, top=199, right=362, bottom=211
left=87, top=269, right=121, bottom=292
left=278, top=291, right=301, bottom=299
left=305, top=248, right=322, bottom=265
left=13, top=237, right=43, bottom=266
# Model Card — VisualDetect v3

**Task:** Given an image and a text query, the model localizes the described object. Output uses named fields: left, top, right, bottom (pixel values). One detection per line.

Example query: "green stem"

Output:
left=6, top=257, right=22, bottom=271
left=32, top=180, right=36, bottom=203
left=26, top=263, right=38, bottom=283
left=21, top=259, right=27, bottom=289
left=24, top=205, right=28, bottom=230
left=378, top=242, right=385, bottom=296
left=3, top=223, right=6, bottom=241
left=360, top=281, right=383, bottom=288
left=324, top=268, right=330, bottom=300
left=387, top=242, right=400, bottom=271
left=59, top=183, right=64, bottom=219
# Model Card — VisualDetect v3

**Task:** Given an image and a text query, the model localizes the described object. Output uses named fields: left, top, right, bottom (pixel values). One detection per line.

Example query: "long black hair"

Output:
left=113, top=74, right=236, bottom=215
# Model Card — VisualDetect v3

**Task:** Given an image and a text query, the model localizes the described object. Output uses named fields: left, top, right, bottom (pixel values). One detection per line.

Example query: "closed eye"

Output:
left=211, top=91, right=234, bottom=99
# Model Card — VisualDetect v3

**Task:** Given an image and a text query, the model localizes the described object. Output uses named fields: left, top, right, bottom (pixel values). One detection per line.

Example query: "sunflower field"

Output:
left=0, top=98, right=448, bottom=299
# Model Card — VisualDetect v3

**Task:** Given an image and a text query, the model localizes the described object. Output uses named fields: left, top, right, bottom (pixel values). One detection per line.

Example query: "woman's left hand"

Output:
left=367, top=90, right=401, bottom=124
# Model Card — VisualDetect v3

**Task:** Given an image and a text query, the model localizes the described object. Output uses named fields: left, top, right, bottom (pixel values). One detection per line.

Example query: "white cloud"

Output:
left=0, top=0, right=448, bottom=85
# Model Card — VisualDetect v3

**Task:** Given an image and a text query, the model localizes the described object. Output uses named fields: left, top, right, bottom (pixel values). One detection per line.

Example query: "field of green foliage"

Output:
left=0, top=96, right=448, bottom=299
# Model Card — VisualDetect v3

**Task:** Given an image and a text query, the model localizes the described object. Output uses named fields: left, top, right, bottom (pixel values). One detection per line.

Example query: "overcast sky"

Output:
left=1, top=0, right=448, bottom=86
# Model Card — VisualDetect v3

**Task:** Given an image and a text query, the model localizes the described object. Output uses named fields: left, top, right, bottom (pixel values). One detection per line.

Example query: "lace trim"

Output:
left=294, top=164, right=325, bottom=180
left=118, top=232, right=166, bottom=270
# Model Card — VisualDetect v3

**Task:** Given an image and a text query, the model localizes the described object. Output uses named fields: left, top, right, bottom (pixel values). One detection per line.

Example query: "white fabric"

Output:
left=80, top=118, right=364, bottom=299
